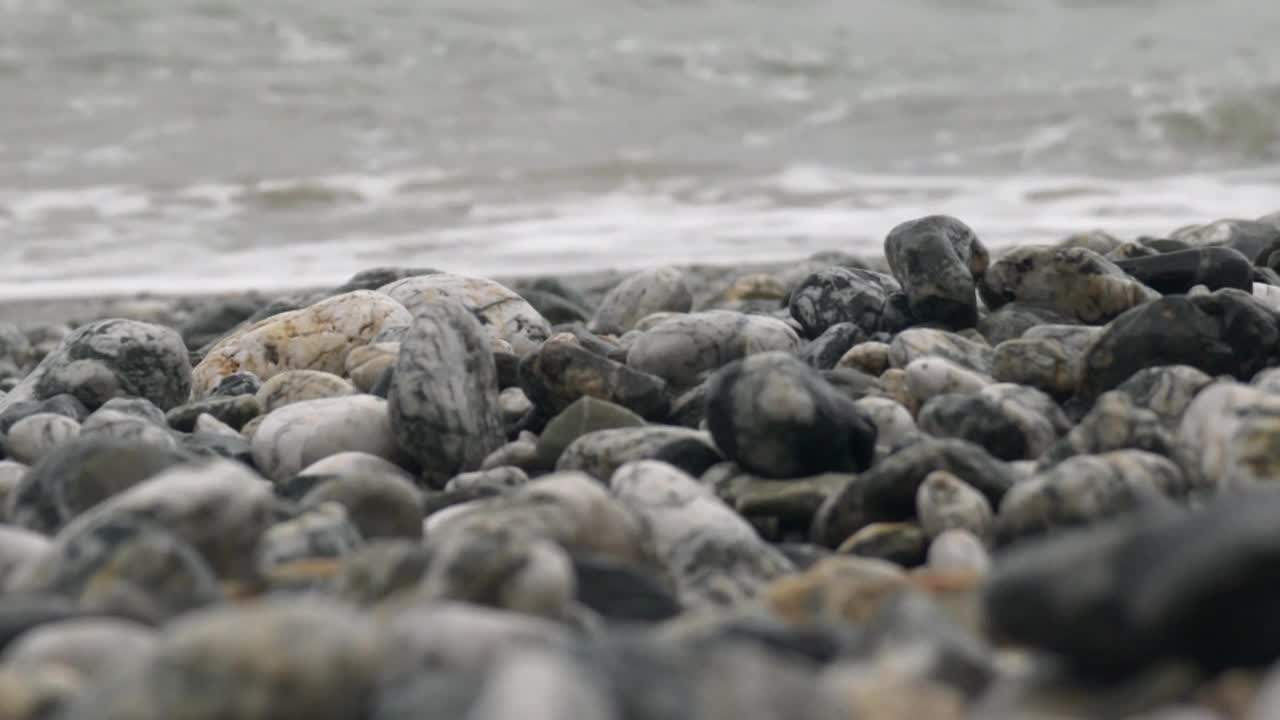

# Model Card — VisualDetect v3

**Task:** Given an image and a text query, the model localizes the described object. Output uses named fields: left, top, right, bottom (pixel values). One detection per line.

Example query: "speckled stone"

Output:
left=191, top=289, right=410, bottom=398
left=300, top=470, right=423, bottom=540
left=1040, top=391, right=1174, bottom=467
left=788, top=266, right=909, bottom=338
left=612, top=461, right=793, bottom=608
left=837, top=341, right=892, bottom=376
left=0, top=394, right=88, bottom=437
left=884, top=214, right=989, bottom=329
left=706, top=352, right=876, bottom=479
left=51, top=458, right=274, bottom=580
left=389, top=299, right=505, bottom=488
left=1173, top=218, right=1280, bottom=259
left=1177, top=382, right=1280, bottom=489
left=380, top=273, right=552, bottom=357
left=344, top=342, right=400, bottom=393
left=555, top=426, right=719, bottom=481
left=7, top=515, right=223, bottom=621
left=626, top=310, right=802, bottom=390
left=62, top=602, right=380, bottom=720
left=254, top=370, right=356, bottom=414
left=991, top=328, right=1098, bottom=399
left=588, top=266, right=693, bottom=335
left=1115, top=246, right=1253, bottom=295
left=996, top=450, right=1189, bottom=544
left=878, top=368, right=920, bottom=416
left=2, top=413, right=80, bottom=466
left=890, top=328, right=994, bottom=375
left=0, top=320, right=191, bottom=416
left=904, top=357, right=991, bottom=403
left=979, top=246, right=1159, bottom=323
left=164, top=394, right=261, bottom=432
left=519, top=333, right=669, bottom=419
left=1080, top=290, right=1278, bottom=399
left=916, top=471, right=994, bottom=540
left=252, top=395, right=405, bottom=482
left=1115, top=365, right=1215, bottom=427
left=255, top=502, right=364, bottom=576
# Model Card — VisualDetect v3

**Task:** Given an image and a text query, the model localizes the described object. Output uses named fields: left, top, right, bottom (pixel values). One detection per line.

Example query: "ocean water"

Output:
left=1, top=0, right=1279, bottom=298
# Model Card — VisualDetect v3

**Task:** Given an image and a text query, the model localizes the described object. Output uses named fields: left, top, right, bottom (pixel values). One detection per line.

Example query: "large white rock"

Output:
left=252, top=395, right=406, bottom=482
left=379, top=274, right=551, bottom=357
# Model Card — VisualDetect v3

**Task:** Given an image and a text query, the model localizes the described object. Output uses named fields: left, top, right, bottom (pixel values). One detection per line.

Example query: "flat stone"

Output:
left=555, top=426, right=718, bottom=481
left=885, top=214, right=988, bottom=328
left=979, top=246, right=1159, bottom=324
left=254, top=369, right=356, bottom=414
left=2, top=413, right=80, bottom=466
left=1115, top=247, right=1253, bottom=295
left=78, top=406, right=178, bottom=452
left=706, top=352, right=876, bottom=479
left=0, top=319, right=191, bottom=415
left=589, top=266, right=693, bottom=335
left=0, top=394, right=88, bottom=437
left=389, top=299, right=505, bottom=488
left=445, top=466, right=529, bottom=493
left=191, top=289, right=410, bottom=398
left=252, top=395, right=404, bottom=482
left=535, top=397, right=646, bottom=468
left=837, top=522, right=929, bottom=566
left=380, top=273, right=551, bottom=357
left=518, top=334, right=669, bottom=419
left=788, top=266, right=908, bottom=338
left=627, top=310, right=801, bottom=390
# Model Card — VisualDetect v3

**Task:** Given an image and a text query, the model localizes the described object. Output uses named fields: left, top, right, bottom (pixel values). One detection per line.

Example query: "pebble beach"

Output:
left=1, top=212, right=1280, bottom=718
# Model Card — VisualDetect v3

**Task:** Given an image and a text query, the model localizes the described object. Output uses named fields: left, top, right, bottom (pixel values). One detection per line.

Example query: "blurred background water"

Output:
left=1, top=0, right=1279, bottom=297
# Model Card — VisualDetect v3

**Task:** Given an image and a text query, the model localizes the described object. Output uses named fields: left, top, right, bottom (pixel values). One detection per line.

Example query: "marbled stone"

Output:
left=976, top=303, right=1078, bottom=346
left=519, top=334, right=669, bottom=419
left=535, top=397, right=645, bottom=469
left=627, top=310, right=802, bottom=390
left=890, top=328, right=994, bottom=375
left=916, top=471, right=994, bottom=540
left=788, top=266, right=908, bottom=337
left=480, top=438, right=541, bottom=472
left=885, top=214, right=989, bottom=328
left=164, top=394, right=260, bottom=432
left=1080, top=290, right=1278, bottom=398
left=917, top=390, right=1060, bottom=461
left=878, top=368, right=920, bottom=416
left=837, top=341, right=891, bottom=376
left=706, top=352, right=876, bottom=479
left=1041, top=391, right=1174, bottom=466
left=555, top=426, right=719, bottom=481
left=612, top=461, right=793, bottom=608
left=799, top=322, right=868, bottom=370
left=997, top=450, right=1189, bottom=543
left=852, top=396, right=918, bottom=461
left=300, top=470, right=424, bottom=540
left=344, top=342, right=400, bottom=393
left=2, top=413, right=80, bottom=466
left=380, top=273, right=551, bottom=356
left=255, top=502, right=363, bottom=575
left=254, top=369, right=356, bottom=414
left=0, top=320, right=191, bottom=415
left=1177, top=382, right=1280, bottom=488
left=979, top=246, right=1159, bottom=323
left=904, top=357, right=991, bottom=403
left=589, top=266, right=693, bottom=335
left=252, top=395, right=404, bottom=482
left=991, top=328, right=1099, bottom=399
left=191, top=289, right=410, bottom=398
left=62, top=602, right=379, bottom=720
left=1115, top=247, right=1253, bottom=295
left=814, top=438, right=1018, bottom=548
left=389, top=299, right=505, bottom=487
left=927, top=529, right=991, bottom=575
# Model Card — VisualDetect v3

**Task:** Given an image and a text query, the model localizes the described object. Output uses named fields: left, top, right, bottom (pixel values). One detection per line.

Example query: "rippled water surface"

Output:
left=2, top=0, right=1279, bottom=296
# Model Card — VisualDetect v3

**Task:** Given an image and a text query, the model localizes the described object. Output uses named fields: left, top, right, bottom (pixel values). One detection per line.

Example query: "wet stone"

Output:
left=788, top=266, right=909, bottom=338
left=976, top=303, right=1078, bottom=346
left=627, top=310, right=802, bottom=390
left=884, top=214, right=989, bottom=329
left=389, top=299, right=506, bottom=488
left=252, top=395, right=404, bottom=482
left=589, top=266, right=693, bottom=335
left=2, top=413, right=80, bottom=466
left=916, top=471, right=994, bottom=540
left=518, top=333, right=669, bottom=419
left=1040, top=391, right=1175, bottom=467
left=254, top=369, right=356, bottom=414
left=996, top=450, right=1190, bottom=544
left=1174, top=218, right=1280, bottom=259
left=555, top=425, right=718, bottom=481
left=1115, top=246, right=1254, bottom=295
left=705, top=351, right=876, bottom=479
left=799, top=322, right=868, bottom=370
left=535, top=397, right=645, bottom=469
left=612, top=460, right=794, bottom=609
left=380, top=273, right=551, bottom=357
left=979, top=246, right=1159, bottom=324
left=1080, top=290, right=1278, bottom=399
left=164, top=393, right=260, bottom=432
left=300, top=470, right=424, bottom=541
left=890, top=328, right=994, bottom=375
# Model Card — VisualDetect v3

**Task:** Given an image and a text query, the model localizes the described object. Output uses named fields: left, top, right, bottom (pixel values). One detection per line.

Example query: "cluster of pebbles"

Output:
left=2, top=213, right=1280, bottom=718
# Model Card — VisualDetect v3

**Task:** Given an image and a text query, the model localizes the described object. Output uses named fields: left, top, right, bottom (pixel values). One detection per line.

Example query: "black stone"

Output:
left=884, top=215, right=988, bottom=329
left=799, top=323, right=868, bottom=370
left=209, top=372, right=261, bottom=399
left=165, top=395, right=261, bottom=432
left=917, top=394, right=1042, bottom=461
left=0, top=394, right=88, bottom=435
left=977, top=303, right=1078, bottom=346
left=493, top=351, right=521, bottom=390
left=1114, top=247, right=1253, bottom=295
left=787, top=267, right=906, bottom=339
left=519, top=289, right=592, bottom=325
left=648, top=437, right=725, bottom=478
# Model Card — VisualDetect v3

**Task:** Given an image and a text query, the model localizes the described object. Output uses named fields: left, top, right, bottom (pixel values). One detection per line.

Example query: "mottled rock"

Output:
left=389, top=300, right=505, bottom=487
left=7, top=441, right=191, bottom=534
left=344, top=342, right=399, bottom=394
left=78, top=406, right=177, bottom=452
left=1116, top=247, right=1253, bottom=295
left=976, top=303, right=1078, bottom=346
left=1109, top=365, right=1214, bottom=428
left=0, top=320, right=191, bottom=416
left=330, top=540, right=431, bottom=607
left=890, top=328, right=994, bottom=375
left=820, top=367, right=886, bottom=404
left=991, top=326, right=1101, bottom=399
left=256, top=502, right=363, bottom=576
left=878, top=368, right=920, bottom=416
left=480, top=439, right=541, bottom=472
left=837, top=341, right=891, bottom=376
left=788, top=267, right=908, bottom=337
left=535, top=397, right=644, bottom=469
left=1042, top=391, right=1174, bottom=466
left=706, top=352, right=876, bottom=479
left=838, top=521, right=929, bottom=566
left=916, top=471, right=994, bottom=540
left=334, top=266, right=440, bottom=294
left=814, top=439, right=1017, bottom=548
left=904, top=357, right=991, bottom=403
left=612, top=461, right=793, bottom=608
left=918, top=390, right=1060, bottom=461
left=1081, top=290, right=1278, bottom=398
left=380, top=273, right=551, bottom=356
left=63, top=602, right=379, bottom=720
left=589, top=266, right=693, bottom=335
left=1174, top=218, right=1280, bottom=259
left=252, top=395, right=403, bottom=482
left=885, top=215, right=989, bottom=328
left=0, top=394, right=88, bottom=436
left=519, top=334, right=669, bottom=419
left=928, top=529, right=990, bottom=575
left=979, top=246, right=1159, bottom=323
left=254, top=369, right=355, bottom=414
left=627, top=310, right=802, bottom=390
left=300, top=471, right=423, bottom=540
left=997, top=450, right=1189, bottom=543
left=164, top=394, right=260, bottom=432
left=555, top=426, right=718, bottom=481
left=852, top=396, right=918, bottom=461
left=1177, top=383, right=1280, bottom=488
left=799, top=322, right=868, bottom=370
left=2, top=413, right=80, bottom=466
left=191, top=289, right=410, bottom=398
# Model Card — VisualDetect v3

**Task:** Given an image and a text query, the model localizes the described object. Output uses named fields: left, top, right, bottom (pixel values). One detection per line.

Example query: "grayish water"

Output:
left=2, top=0, right=1279, bottom=297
